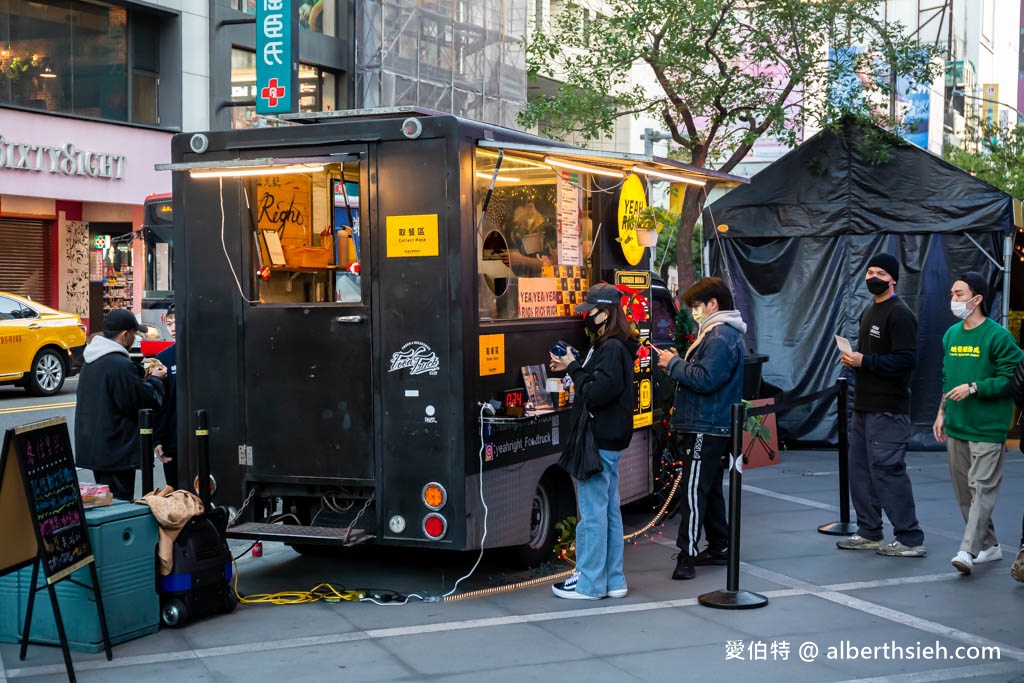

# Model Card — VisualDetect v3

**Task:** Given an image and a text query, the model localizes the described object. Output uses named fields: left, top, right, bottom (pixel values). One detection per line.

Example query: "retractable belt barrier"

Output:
left=699, top=377, right=852, bottom=611
left=139, top=409, right=154, bottom=494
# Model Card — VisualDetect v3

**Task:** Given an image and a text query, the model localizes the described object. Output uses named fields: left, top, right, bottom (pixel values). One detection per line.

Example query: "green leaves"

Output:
left=945, top=122, right=1024, bottom=200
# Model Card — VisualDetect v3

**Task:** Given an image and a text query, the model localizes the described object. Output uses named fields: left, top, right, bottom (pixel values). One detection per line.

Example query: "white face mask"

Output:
left=950, top=296, right=979, bottom=321
left=691, top=306, right=707, bottom=325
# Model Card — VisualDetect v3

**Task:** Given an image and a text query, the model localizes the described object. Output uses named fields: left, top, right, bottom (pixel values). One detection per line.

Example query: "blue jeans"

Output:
left=574, top=448, right=626, bottom=598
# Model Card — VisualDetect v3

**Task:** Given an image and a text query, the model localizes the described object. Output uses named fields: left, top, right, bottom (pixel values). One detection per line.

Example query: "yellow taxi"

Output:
left=0, top=291, right=87, bottom=396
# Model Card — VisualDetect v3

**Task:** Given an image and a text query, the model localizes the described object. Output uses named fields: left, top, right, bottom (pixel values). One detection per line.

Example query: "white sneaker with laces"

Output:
left=974, top=546, right=1002, bottom=563
left=951, top=550, right=972, bottom=575
left=607, top=587, right=628, bottom=598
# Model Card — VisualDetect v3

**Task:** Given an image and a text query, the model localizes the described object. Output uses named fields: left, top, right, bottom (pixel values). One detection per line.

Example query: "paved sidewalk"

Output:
left=3, top=449, right=1024, bottom=682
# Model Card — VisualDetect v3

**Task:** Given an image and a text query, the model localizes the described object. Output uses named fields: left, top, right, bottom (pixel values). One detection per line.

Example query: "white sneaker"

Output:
left=974, top=546, right=1002, bottom=564
left=951, top=551, right=972, bottom=575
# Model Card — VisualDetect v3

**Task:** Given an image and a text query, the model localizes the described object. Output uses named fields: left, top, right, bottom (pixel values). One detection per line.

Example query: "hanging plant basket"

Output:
left=636, top=228, right=659, bottom=247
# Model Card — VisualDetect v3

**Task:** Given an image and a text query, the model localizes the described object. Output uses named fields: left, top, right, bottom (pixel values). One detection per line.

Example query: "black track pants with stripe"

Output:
left=673, top=431, right=730, bottom=558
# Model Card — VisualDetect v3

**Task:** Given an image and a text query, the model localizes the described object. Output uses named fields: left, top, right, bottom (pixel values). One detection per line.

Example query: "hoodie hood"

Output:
left=84, top=335, right=130, bottom=363
left=685, top=309, right=747, bottom=359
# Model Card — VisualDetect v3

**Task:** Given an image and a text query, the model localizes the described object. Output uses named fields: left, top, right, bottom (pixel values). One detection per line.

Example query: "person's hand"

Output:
left=945, top=384, right=972, bottom=402
left=840, top=351, right=863, bottom=367
left=155, top=445, right=173, bottom=464
left=932, top=412, right=946, bottom=443
left=550, top=352, right=572, bottom=373
left=656, top=347, right=678, bottom=370
left=149, top=364, right=168, bottom=380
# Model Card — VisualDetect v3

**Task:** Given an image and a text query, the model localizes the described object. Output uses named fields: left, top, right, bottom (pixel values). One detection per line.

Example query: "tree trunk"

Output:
left=674, top=186, right=708, bottom=299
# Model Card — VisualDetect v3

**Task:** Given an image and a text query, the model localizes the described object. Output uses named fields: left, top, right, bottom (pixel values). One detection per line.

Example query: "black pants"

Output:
left=93, top=469, right=136, bottom=501
left=674, top=432, right=730, bottom=557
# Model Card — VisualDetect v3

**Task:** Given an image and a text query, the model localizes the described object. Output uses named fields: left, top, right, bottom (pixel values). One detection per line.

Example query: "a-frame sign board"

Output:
left=0, top=418, right=112, bottom=683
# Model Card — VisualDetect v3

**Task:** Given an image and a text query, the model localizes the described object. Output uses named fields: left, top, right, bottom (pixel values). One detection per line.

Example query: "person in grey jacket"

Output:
left=75, top=309, right=165, bottom=500
left=656, top=277, right=746, bottom=580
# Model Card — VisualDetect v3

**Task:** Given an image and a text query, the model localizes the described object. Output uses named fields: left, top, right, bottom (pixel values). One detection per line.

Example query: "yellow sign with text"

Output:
left=617, top=174, right=647, bottom=266
left=386, top=214, right=439, bottom=258
left=479, top=334, right=505, bottom=376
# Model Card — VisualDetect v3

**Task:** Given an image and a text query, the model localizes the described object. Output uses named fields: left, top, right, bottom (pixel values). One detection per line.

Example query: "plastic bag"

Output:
left=557, top=408, right=603, bottom=481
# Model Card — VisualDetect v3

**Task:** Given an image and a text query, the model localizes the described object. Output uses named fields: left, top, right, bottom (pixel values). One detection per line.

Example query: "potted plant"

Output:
left=622, top=207, right=679, bottom=248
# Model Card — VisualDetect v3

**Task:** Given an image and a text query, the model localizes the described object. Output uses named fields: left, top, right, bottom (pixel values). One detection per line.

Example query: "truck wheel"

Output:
left=221, top=589, right=239, bottom=614
left=161, top=597, right=189, bottom=628
left=510, top=473, right=573, bottom=568
left=26, top=349, right=66, bottom=396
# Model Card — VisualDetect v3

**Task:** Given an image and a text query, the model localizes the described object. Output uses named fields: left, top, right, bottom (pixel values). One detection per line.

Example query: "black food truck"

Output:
left=160, top=108, right=745, bottom=565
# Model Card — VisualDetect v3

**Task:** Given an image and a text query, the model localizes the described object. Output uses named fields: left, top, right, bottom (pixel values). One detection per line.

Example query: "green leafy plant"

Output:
left=741, top=399, right=771, bottom=441
left=552, top=515, right=578, bottom=562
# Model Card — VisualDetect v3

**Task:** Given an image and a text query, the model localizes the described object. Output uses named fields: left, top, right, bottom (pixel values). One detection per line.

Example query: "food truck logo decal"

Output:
left=388, top=342, right=440, bottom=376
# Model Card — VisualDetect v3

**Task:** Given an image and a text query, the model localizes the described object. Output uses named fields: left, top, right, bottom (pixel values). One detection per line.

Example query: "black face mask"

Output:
left=583, top=313, right=604, bottom=336
left=866, top=277, right=890, bottom=295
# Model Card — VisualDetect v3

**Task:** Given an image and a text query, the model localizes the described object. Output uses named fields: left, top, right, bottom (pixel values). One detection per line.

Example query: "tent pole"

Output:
left=1003, top=233, right=1012, bottom=328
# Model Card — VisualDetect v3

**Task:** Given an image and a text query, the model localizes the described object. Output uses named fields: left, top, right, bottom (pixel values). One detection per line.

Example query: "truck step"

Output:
left=226, top=523, right=374, bottom=546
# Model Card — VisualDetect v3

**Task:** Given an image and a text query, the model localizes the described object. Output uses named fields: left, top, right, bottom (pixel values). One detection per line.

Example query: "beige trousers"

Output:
left=946, top=436, right=1005, bottom=556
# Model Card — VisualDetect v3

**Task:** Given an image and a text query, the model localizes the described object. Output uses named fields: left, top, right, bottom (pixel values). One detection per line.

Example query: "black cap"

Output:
left=103, top=308, right=139, bottom=334
left=574, top=282, right=621, bottom=314
left=959, top=271, right=989, bottom=315
left=867, top=253, right=899, bottom=282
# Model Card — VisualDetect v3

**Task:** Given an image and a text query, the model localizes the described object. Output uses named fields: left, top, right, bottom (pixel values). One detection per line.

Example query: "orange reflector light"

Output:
left=423, top=513, right=447, bottom=540
left=422, top=482, right=447, bottom=510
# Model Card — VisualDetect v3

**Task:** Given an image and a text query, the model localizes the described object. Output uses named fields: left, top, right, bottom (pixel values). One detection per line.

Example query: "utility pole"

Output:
left=640, top=128, right=673, bottom=157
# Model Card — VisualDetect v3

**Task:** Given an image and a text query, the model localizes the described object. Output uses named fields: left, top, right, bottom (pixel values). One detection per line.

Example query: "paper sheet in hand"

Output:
left=834, top=335, right=852, bottom=354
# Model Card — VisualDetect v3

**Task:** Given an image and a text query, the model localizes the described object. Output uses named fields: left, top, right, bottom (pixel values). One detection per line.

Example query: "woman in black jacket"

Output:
left=548, top=283, right=637, bottom=600
left=1012, top=358, right=1024, bottom=582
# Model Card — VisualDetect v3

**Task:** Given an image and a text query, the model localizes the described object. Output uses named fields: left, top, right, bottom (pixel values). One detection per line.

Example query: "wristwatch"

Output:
left=968, top=383, right=977, bottom=395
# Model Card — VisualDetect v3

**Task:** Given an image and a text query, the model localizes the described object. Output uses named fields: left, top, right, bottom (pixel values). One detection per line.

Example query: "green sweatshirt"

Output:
left=941, top=318, right=1024, bottom=443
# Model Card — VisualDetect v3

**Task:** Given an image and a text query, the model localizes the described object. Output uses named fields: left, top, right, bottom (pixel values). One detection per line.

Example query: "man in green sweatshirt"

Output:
left=932, top=272, right=1023, bottom=576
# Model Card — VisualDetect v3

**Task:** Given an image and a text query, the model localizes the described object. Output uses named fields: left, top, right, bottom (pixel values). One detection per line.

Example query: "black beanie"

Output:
left=960, top=271, right=989, bottom=316
left=867, top=253, right=899, bottom=282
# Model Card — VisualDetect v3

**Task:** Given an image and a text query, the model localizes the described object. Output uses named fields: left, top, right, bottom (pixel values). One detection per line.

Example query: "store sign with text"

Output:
left=0, top=135, right=125, bottom=180
left=256, top=0, right=299, bottom=115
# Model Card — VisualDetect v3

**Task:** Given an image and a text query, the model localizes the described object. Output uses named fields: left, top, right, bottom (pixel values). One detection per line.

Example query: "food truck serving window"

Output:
left=475, top=149, right=592, bottom=321
left=227, top=161, right=363, bottom=305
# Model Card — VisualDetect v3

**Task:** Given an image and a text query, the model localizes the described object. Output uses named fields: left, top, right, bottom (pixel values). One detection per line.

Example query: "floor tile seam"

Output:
left=829, top=660, right=1024, bottom=683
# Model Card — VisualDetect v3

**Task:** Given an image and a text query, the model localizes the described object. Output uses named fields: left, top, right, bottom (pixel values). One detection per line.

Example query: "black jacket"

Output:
left=74, top=336, right=164, bottom=471
left=1013, top=357, right=1024, bottom=409
left=566, top=335, right=636, bottom=451
left=154, top=344, right=177, bottom=454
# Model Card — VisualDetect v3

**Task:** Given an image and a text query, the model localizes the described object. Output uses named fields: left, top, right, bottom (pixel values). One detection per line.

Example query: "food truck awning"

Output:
left=476, top=140, right=747, bottom=187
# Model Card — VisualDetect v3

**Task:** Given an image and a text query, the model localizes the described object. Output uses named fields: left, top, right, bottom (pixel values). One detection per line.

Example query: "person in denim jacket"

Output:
left=656, top=277, right=746, bottom=580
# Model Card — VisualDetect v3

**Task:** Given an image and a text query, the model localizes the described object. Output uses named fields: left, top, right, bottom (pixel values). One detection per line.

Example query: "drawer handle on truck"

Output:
left=336, top=315, right=365, bottom=323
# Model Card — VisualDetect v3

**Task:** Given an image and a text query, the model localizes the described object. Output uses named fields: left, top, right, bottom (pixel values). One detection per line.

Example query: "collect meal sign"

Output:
left=386, top=214, right=439, bottom=257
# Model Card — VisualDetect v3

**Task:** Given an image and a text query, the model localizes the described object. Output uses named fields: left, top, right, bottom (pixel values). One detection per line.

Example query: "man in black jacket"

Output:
left=837, top=253, right=925, bottom=558
left=154, top=305, right=178, bottom=488
left=75, top=309, right=165, bottom=500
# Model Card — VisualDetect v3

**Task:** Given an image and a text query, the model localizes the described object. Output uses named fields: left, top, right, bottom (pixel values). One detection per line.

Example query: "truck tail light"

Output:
left=423, top=513, right=447, bottom=540
left=422, top=482, right=447, bottom=510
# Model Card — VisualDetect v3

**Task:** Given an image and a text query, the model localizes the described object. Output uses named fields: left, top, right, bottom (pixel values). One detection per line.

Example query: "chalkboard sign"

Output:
left=0, top=417, right=94, bottom=584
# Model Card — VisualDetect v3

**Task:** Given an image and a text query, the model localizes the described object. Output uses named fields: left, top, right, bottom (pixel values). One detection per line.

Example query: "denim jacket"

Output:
left=666, top=318, right=745, bottom=436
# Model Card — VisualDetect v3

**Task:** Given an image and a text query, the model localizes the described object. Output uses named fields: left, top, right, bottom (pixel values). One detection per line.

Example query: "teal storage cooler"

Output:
left=0, top=502, right=159, bottom=652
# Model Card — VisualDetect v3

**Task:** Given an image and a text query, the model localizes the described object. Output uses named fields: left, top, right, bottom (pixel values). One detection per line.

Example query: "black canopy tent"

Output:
left=706, top=124, right=1014, bottom=447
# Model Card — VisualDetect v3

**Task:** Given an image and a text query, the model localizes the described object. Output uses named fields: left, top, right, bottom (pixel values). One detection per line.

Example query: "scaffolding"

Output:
left=355, top=0, right=528, bottom=129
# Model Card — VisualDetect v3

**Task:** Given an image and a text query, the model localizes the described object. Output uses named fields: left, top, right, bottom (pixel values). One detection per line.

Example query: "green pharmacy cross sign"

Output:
left=256, top=0, right=299, bottom=115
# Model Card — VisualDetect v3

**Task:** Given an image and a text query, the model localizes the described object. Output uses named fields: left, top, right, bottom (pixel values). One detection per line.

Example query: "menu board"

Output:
left=256, top=174, right=312, bottom=246
left=0, top=418, right=93, bottom=584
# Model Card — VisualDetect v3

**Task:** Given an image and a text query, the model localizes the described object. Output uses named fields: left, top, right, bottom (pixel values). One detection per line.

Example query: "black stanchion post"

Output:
left=699, top=403, right=768, bottom=610
left=139, top=409, right=154, bottom=495
left=195, top=409, right=212, bottom=509
left=818, top=378, right=857, bottom=535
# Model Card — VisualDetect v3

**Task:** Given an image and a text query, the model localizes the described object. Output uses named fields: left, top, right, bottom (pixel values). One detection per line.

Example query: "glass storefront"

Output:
left=0, top=0, right=160, bottom=124
left=230, top=48, right=335, bottom=128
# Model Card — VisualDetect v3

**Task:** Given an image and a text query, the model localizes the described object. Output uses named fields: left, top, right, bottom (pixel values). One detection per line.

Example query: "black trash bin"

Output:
left=742, top=353, right=769, bottom=400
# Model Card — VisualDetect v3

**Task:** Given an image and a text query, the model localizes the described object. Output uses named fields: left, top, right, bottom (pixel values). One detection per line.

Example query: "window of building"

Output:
left=0, top=0, right=161, bottom=124
left=229, top=0, right=335, bottom=36
left=230, top=48, right=335, bottom=128
left=475, top=149, right=592, bottom=321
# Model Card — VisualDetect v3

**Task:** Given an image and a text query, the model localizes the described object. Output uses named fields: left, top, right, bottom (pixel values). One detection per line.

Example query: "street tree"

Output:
left=522, top=0, right=940, bottom=293
left=944, top=122, right=1024, bottom=199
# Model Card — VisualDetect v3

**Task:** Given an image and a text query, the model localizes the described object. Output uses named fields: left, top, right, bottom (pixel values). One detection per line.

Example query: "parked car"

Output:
left=0, top=292, right=87, bottom=396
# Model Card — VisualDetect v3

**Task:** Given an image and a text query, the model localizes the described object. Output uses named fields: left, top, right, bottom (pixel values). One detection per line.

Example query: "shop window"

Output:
left=230, top=48, right=335, bottom=128
left=222, top=162, right=364, bottom=305
left=474, top=149, right=591, bottom=321
left=0, top=0, right=162, bottom=124
left=229, top=0, right=335, bottom=36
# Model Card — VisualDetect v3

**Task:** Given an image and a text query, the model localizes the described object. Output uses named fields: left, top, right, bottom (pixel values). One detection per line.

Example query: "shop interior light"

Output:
left=475, top=172, right=521, bottom=182
left=475, top=147, right=549, bottom=169
left=190, top=164, right=325, bottom=179
left=631, top=166, right=706, bottom=186
left=544, top=157, right=624, bottom=178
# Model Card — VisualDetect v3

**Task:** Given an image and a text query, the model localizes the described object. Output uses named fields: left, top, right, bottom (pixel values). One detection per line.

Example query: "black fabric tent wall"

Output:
left=706, top=124, right=1012, bottom=448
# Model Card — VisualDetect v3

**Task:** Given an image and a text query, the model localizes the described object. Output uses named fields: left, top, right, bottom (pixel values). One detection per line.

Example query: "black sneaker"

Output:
left=672, top=554, right=696, bottom=580
left=694, top=546, right=729, bottom=566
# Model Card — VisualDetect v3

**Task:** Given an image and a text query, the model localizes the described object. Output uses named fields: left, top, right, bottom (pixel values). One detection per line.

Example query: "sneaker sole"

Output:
left=951, top=558, right=972, bottom=575
left=551, top=586, right=601, bottom=600
left=836, top=543, right=880, bottom=551
left=877, top=550, right=927, bottom=558
left=607, top=589, right=628, bottom=598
